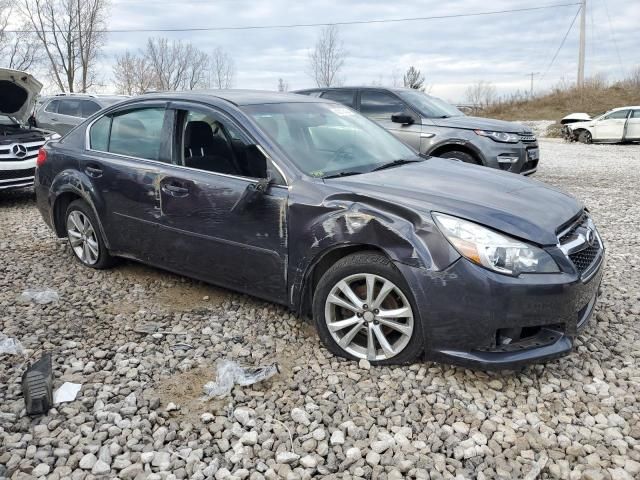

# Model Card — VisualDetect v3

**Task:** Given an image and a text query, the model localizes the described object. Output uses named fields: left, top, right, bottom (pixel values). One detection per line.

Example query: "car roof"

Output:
left=294, top=86, right=417, bottom=94
left=141, top=89, right=329, bottom=106
left=611, top=106, right=640, bottom=110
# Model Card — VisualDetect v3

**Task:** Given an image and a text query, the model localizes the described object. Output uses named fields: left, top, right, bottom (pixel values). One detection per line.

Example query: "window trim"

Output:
left=84, top=101, right=289, bottom=188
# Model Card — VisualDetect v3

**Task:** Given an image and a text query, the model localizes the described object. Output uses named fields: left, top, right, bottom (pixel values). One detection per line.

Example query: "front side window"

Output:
left=396, top=90, right=464, bottom=118
left=179, top=110, right=267, bottom=178
left=321, top=90, right=356, bottom=108
left=243, top=102, right=420, bottom=178
left=603, top=110, right=629, bottom=120
left=44, top=100, right=59, bottom=113
left=58, top=99, right=82, bottom=117
left=359, top=90, right=407, bottom=118
left=81, top=101, right=101, bottom=118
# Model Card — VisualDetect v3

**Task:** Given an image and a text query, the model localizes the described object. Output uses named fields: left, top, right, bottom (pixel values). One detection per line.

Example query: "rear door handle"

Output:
left=85, top=164, right=103, bottom=178
left=161, top=183, right=190, bottom=197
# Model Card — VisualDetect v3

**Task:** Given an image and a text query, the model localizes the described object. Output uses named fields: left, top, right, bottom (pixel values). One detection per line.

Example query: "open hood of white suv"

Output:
left=0, top=68, right=43, bottom=123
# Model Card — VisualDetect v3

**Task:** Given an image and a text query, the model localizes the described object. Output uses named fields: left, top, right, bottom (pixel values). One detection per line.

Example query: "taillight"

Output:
left=36, top=148, right=47, bottom=167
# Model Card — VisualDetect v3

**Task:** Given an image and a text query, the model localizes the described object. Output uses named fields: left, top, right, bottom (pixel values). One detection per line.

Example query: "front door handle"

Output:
left=85, top=164, right=103, bottom=178
left=161, top=183, right=190, bottom=197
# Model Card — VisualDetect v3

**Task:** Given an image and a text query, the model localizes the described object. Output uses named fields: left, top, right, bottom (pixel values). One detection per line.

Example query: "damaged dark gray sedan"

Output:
left=34, top=90, right=605, bottom=368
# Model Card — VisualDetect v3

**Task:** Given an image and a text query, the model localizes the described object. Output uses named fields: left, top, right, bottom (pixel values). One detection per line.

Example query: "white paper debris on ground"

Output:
left=203, top=360, right=279, bottom=398
left=17, top=288, right=60, bottom=305
left=53, top=382, right=82, bottom=404
left=0, top=333, right=24, bottom=355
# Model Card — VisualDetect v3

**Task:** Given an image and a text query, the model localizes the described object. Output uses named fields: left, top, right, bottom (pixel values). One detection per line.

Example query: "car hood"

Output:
left=427, top=115, right=532, bottom=134
left=567, top=120, right=595, bottom=129
left=0, top=68, right=43, bottom=123
left=327, top=158, right=582, bottom=245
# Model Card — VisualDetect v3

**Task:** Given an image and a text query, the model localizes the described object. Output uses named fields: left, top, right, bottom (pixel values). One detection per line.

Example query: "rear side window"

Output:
left=81, top=101, right=101, bottom=118
left=321, top=90, right=356, bottom=108
left=90, top=116, right=111, bottom=151
left=58, top=99, right=83, bottom=117
left=633, top=110, right=640, bottom=119
left=360, top=91, right=406, bottom=118
left=44, top=100, right=59, bottom=113
left=108, top=108, right=165, bottom=160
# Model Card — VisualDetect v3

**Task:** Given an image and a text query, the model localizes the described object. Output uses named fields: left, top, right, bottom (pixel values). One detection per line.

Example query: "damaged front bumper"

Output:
left=395, top=252, right=604, bottom=370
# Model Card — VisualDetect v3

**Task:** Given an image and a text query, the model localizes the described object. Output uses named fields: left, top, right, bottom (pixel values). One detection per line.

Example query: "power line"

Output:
left=541, top=6, right=582, bottom=81
left=602, top=0, right=624, bottom=74
left=5, top=2, right=582, bottom=33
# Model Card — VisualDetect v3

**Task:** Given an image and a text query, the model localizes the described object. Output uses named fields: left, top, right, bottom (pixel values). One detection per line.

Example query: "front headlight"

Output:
left=474, top=129, right=520, bottom=143
left=433, top=213, right=559, bottom=275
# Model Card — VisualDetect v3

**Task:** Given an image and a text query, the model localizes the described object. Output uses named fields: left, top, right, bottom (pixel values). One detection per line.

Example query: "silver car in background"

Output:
left=35, top=94, right=128, bottom=135
left=295, top=87, right=539, bottom=175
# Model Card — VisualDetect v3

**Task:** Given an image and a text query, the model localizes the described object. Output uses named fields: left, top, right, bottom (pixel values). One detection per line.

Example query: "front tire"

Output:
left=578, top=130, right=592, bottom=144
left=443, top=150, right=479, bottom=164
left=313, top=251, right=423, bottom=365
left=65, top=199, right=114, bottom=269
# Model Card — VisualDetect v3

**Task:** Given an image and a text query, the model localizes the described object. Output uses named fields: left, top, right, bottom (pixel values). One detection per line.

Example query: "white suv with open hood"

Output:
left=0, top=68, right=59, bottom=191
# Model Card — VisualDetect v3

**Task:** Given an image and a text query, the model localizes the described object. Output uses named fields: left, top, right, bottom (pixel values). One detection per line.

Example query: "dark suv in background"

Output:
left=295, top=87, right=539, bottom=175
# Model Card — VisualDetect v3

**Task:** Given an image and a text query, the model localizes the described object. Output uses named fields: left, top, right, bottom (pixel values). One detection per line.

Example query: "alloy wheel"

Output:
left=66, top=210, right=99, bottom=265
left=324, top=273, right=414, bottom=361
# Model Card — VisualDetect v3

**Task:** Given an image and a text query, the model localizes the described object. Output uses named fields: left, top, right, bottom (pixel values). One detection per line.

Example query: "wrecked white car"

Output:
left=0, top=68, right=59, bottom=191
left=562, top=107, right=640, bottom=144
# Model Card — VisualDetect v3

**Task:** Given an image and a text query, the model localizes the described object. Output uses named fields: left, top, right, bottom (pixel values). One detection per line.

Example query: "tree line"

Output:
left=0, top=0, right=429, bottom=94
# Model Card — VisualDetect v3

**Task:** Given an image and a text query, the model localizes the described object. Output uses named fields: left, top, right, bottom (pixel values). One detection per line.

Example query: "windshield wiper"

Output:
left=323, top=171, right=362, bottom=179
left=370, top=158, right=422, bottom=172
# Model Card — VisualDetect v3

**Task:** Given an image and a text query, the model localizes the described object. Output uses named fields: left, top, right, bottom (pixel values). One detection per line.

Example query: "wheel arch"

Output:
left=50, top=171, right=111, bottom=248
left=296, top=243, right=391, bottom=317
left=428, top=141, right=485, bottom=165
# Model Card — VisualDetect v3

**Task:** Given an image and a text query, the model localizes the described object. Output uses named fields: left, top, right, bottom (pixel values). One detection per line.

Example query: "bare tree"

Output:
left=209, top=46, right=235, bottom=89
left=19, top=0, right=109, bottom=92
left=143, top=37, right=209, bottom=91
left=465, top=80, right=497, bottom=108
left=308, top=25, right=346, bottom=87
left=277, top=78, right=289, bottom=92
left=0, top=1, right=41, bottom=70
left=113, top=50, right=155, bottom=95
left=403, top=66, right=425, bottom=91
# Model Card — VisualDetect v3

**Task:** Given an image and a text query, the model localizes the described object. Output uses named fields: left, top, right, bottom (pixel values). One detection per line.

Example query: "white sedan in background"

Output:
left=564, top=106, right=640, bottom=144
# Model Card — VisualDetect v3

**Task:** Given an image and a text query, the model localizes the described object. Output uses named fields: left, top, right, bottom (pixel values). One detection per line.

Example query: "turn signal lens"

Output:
left=36, top=148, right=47, bottom=167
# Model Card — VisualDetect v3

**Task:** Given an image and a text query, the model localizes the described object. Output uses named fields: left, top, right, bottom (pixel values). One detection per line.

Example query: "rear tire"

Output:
left=65, top=199, right=114, bottom=269
left=578, top=130, right=592, bottom=144
left=312, top=251, right=423, bottom=365
left=442, top=150, right=479, bottom=164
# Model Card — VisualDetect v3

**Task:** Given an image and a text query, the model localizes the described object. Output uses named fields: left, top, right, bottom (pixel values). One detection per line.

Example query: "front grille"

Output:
left=559, top=213, right=588, bottom=243
left=0, top=140, right=46, bottom=162
left=569, top=244, right=600, bottom=274
left=0, top=168, right=35, bottom=181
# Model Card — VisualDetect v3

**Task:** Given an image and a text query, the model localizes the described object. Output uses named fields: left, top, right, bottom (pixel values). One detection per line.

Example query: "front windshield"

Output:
left=396, top=90, right=464, bottom=118
left=242, top=102, right=421, bottom=178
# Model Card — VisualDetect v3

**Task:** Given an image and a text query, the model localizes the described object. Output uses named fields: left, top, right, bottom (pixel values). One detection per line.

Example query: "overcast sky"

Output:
left=96, top=0, right=639, bottom=101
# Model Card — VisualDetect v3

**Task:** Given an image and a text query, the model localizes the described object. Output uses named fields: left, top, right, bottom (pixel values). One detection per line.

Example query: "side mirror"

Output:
left=391, top=112, right=415, bottom=125
left=231, top=177, right=272, bottom=213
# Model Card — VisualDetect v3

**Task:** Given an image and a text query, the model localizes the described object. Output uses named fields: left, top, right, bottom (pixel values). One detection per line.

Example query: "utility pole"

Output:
left=577, top=0, right=586, bottom=87
left=528, top=72, right=540, bottom=97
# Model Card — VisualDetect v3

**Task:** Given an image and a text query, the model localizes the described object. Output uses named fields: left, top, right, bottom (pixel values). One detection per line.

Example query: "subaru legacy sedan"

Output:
left=34, top=90, right=604, bottom=368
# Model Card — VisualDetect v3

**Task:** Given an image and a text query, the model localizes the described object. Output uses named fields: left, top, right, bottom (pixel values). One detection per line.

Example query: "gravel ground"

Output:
left=1, top=139, right=639, bottom=480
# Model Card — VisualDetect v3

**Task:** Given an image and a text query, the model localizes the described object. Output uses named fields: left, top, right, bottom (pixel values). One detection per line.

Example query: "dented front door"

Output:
left=155, top=165, right=289, bottom=303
